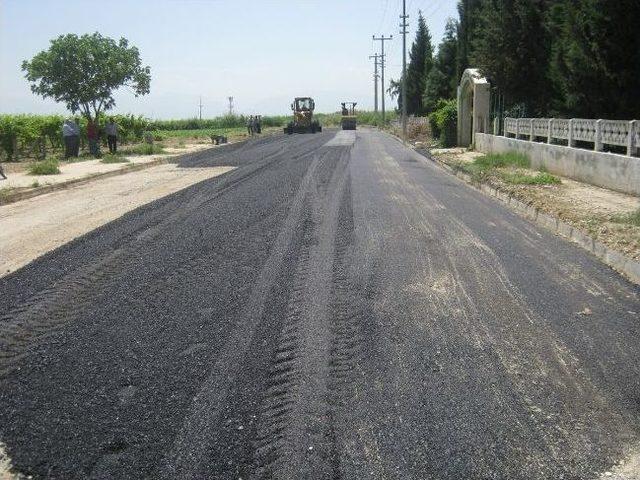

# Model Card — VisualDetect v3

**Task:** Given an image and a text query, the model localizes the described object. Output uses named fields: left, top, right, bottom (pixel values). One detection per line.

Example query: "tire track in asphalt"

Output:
left=0, top=134, right=318, bottom=381
left=0, top=132, right=334, bottom=479
left=160, top=146, right=328, bottom=479
left=251, top=145, right=352, bottom=479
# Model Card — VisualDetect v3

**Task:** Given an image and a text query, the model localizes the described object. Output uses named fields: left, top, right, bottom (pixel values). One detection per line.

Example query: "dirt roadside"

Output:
left=429, top=148, right=640, bottom=261
left=0, top=163, right=234, bottom=276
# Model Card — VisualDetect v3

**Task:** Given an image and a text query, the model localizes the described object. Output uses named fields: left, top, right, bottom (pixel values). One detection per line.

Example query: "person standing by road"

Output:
left=87, top=119, right=100, bottom=157
left=62, top=118, right=80, bottom=159
left=247, top=115, right=254, bottom=136
left=105, top=117, right=118, bottom=154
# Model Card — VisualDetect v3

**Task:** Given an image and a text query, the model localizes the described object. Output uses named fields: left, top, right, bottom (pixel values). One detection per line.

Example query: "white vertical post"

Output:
left=548, top=119, right=553, bottom=144
left=530, top=120, right=534, bottom=142
left=628, top=120, right=637, bottom=156
left=516, top=118, right=520, bottom=139
left=568, top=119, right=575, bottom=147
left=595, top=119, right=603, bottom=151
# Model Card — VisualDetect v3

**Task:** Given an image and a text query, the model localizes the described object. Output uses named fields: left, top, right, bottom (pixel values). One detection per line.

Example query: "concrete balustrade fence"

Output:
left=503, top=117, right=639, bottom=157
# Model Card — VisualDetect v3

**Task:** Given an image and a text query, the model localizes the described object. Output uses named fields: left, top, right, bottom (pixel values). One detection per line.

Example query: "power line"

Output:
left=400, top=0, right=409, bottom=144
left=373, top=34, right=393, bottom=122
left=369, top=54, right=381, bottom=113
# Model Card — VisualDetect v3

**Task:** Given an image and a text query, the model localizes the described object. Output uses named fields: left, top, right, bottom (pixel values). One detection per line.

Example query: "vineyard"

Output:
left=0, top=114, right=149, bottom=161
left=0, top=111, right=396, bottom=161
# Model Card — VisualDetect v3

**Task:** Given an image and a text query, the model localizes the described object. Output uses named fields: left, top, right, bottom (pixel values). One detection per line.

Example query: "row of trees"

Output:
left=393, top=0, right=640, bottom=120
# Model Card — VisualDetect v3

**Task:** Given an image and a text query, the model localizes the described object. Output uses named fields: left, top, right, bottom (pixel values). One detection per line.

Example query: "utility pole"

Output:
left=373, top=34, right=393, bottom=123
left=368, top=54, right=380, bottom=112
left=198, top=96, right=203, bottom=120
left=400, top=1, right=409, bottom=144
left=228, top=96, right=234, bottom=116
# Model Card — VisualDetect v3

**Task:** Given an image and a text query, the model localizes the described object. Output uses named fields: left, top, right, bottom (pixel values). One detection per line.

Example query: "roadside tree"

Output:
left=22, top=32, right=151, bottom=124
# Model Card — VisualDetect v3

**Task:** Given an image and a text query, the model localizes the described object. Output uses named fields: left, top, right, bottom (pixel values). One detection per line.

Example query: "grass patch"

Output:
left=29, top=159, right=60, bottom=175
left=31, top=180, right=40, bottom=188
left=125, top=143, right=166, bottom=155
left=149, top=127, right=247, bottom=139
left=101, top=154, right=129, bottom=164
left=499, top=171, right=561, bottom=185
left=473, top=152, right=530, bottom=170
left=611, top=208, right=640, bottom=226
left=458, top=152, right=560, bottom=185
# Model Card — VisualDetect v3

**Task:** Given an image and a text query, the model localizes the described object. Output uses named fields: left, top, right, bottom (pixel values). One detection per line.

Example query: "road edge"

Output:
left=381, top=130, right=640, bottom=286
left=0, top=137, right=253, bottom=207
left=418, top=146, right=640, bottom=285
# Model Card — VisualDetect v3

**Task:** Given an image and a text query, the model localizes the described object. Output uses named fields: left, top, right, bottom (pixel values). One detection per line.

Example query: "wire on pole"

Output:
left=400, top=0, right=409, bottom=145
left=369, top=54, right=381, bottom=113
left=372, top=34, right=393, bottom=123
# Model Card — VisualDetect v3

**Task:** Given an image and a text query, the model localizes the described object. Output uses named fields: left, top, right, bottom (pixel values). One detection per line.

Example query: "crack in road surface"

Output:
left=0, top=130, right=639, bottom=479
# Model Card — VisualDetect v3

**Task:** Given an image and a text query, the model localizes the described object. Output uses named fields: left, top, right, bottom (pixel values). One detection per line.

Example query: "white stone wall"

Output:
left=475, top=133, right=640, bottom=196
left=504, top=117, right=639, bottom=156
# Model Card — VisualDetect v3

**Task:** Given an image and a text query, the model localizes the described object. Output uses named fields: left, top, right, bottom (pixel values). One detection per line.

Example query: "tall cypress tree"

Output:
left=423, top=18, right=459, bottom=112
left=549, top=0, right=640, bottom=118
left=455, top=0, right=483, bottom=83
left=405, top=11, right=434, bottom=115
left=470, top=0, right=551, bottom=114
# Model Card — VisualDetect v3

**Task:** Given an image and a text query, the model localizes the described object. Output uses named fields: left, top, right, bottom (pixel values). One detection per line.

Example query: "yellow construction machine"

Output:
left=340, top=102, right=357, bottom=130
left=284, top=97, right=322, bottom=134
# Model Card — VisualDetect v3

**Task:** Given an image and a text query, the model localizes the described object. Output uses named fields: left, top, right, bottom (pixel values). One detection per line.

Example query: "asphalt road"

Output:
left=1, top=129, right=639, bottom=479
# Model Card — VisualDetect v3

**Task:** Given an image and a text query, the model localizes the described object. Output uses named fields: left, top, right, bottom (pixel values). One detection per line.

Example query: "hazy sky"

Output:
left=0, top=0, right=458, bottom=118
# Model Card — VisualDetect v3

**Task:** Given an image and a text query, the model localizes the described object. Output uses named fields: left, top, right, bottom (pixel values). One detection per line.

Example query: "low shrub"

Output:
left=612, top=208, right=640, bottom=226
left=101, top=154, right=129, bottom=164
left=29, top=159, right=60, bottom=175
left=474, top=152, right=530, bottom=170
left=428, top=99, right=457, bottom=147
left=460, top=152, right=560, bottom=185
left=126, top=143, right=165, bottom=155
left=499, top=171, right=561, bottom=185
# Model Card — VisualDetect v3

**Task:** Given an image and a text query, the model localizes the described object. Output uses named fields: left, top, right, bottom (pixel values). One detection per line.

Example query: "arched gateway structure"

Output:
left=457, top=68, right=490, bottom=147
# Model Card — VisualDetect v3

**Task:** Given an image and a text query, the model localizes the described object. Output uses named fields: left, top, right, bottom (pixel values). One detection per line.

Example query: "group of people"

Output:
left=62, top=117, right=119, bottom=159
left=246, top=115, right=262, bottom=136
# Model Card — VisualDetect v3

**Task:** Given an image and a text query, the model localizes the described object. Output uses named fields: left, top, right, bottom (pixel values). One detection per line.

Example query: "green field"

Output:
left=150, top=127, right=249, bottom=140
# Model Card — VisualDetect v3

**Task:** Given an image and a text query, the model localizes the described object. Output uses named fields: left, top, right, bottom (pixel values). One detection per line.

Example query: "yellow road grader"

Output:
left=284, top=97, right=322, bottom=134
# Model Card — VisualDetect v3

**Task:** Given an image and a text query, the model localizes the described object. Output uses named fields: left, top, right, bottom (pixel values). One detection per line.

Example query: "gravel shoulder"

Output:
left=0, top=143, right=212, bottom=192
left=0, top=163, right=234, bottom=276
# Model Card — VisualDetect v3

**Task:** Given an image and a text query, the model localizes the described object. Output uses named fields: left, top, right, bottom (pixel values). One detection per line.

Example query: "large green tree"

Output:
left=548, top=0, right=640, bottom=118
left=455, top=0, right=483, bottom=83
left=423, top=18, right=459, bottom=112
left=22, top=32, right=151, bottom=122
left=405, top=11, right=434, bottom=115
left=470, top=0, right=551, bottom=115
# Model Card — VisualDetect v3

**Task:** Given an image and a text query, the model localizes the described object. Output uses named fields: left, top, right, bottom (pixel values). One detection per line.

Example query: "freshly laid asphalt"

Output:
left=0, top=129, right=639, bottom=479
